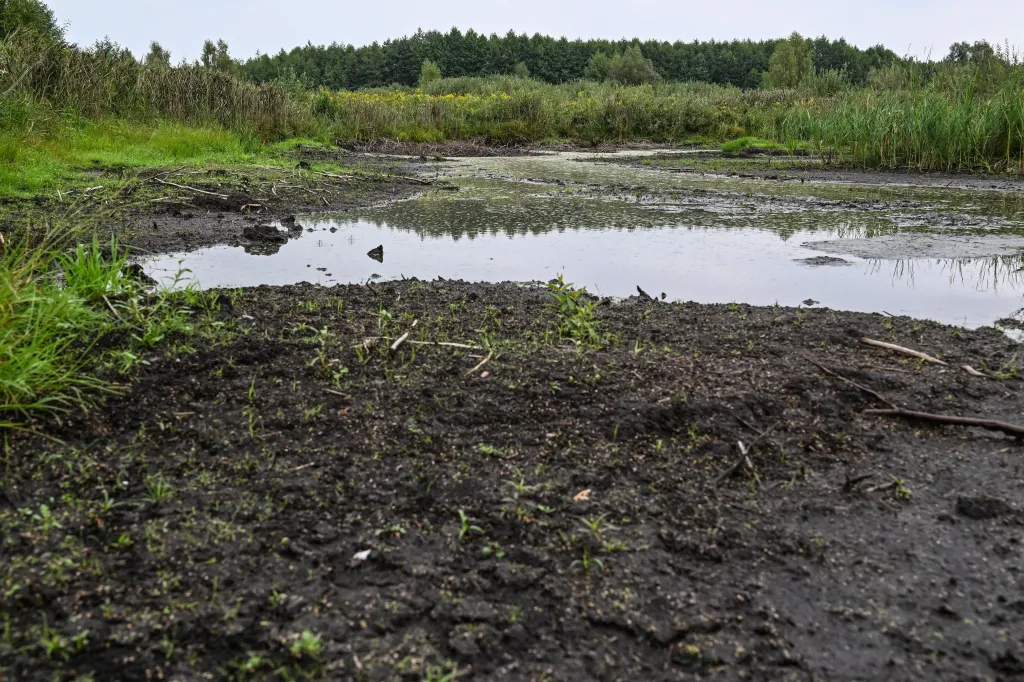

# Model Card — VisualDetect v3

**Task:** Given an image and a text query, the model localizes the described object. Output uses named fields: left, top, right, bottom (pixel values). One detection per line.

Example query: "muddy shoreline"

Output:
left=2, top=279, right=1023, bottom=680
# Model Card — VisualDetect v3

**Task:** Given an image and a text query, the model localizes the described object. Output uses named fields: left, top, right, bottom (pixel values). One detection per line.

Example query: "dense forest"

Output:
left=240, top=29, right=901, bottom=90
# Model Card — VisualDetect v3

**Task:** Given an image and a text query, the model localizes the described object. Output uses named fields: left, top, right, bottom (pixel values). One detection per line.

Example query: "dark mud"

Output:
left=125, top=170, right=429, bottom=255
left=2, top=281, right=1023, bottom=681
left=628, top=154, right=1024, bottom=193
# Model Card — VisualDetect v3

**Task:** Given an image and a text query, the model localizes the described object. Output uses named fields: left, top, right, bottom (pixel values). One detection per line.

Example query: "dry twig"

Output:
left=466, top=351, right=494, bottom=376
left=861, top=338, right=947, bottom=366
left=802, top=355, right=898, bottom=409
left=864, top=408, right=1024, bottom=439
left=153, top=178, right=228, bottom=199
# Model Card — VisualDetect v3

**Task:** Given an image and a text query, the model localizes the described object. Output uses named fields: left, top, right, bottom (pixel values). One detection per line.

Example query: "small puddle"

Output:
left=142, top=152, right=1024, bottom=331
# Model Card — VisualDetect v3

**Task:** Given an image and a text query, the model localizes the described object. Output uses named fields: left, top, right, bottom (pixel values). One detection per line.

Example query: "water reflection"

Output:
left=139, top=152, right=1024, bottom=330
left=142, top=216, right=1024, bottom=330
left=873, top=255, right=1024, bottom=292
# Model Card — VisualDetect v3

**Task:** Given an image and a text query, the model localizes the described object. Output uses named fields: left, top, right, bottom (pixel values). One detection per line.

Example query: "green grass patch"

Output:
left=0, top=228, right=234, bottom=428
left=0, top=119, right=268, bottom=199
left=722, top=136, right=787, bottom=154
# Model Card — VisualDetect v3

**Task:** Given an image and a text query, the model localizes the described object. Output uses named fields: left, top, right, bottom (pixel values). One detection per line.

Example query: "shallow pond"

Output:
left=143, top=152, right=1024, bottom=330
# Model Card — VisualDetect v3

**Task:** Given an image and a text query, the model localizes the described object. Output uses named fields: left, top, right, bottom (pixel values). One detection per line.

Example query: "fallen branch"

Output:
left=864, top=408, right=1024, bottom=439
left=394, top=175, right=435, bottom=186
left=843, top=473, right=876, bottom=492
left=861, top=338, right=947, bottom=366
left=390, top=333, right=410, bottom=352
left=318, top=171, right=357, bottom=181
left=962, top=365, right=996, bottom=379
left=142, top=165, right=187, bottom=182
left=409, top=340, right=482, bottom=350
left=466, top=350, right=493, bottom=376
left=153, top=178, right=228, bottom=199
left=714, top=441, right=756, bottom=486
left=802, top=355, right=898, bottom=409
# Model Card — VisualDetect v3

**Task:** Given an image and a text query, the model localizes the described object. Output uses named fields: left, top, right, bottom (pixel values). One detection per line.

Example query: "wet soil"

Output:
left=125, top=169, right=431, bottom=255
left=2, top=280, right=1023, bottom=681
left=626, top=154, right=1024, bottom=193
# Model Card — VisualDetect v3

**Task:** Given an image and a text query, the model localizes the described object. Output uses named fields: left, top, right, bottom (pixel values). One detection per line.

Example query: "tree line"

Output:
left=240, top=29, right=901, bottom=90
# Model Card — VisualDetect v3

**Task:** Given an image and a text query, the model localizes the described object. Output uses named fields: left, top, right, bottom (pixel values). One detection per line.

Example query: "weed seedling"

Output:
left=545, top=274, right=602, bottom=348
left=457, top=509, right=483, bottom=542
left=289, top=629, right=323, bottom=659
left=145, top=475, right=175, bottom=504
left=571, top=547, right=604, bottom=575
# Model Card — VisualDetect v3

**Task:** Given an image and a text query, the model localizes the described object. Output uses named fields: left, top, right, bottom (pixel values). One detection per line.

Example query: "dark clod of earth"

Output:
left=3, top=280, right=1023, bottom=681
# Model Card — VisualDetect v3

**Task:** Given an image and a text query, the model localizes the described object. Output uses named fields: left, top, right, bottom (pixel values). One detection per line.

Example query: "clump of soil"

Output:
left=1, top=281, right=1022, bottom=681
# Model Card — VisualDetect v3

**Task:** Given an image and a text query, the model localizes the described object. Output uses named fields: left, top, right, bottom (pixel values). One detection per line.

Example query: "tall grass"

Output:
left=0, top=31, right=311, bottom=139
left=0, top=225, right=223, bottom=427
left=775, top=65, right=1024, bottom=172
left=310, top=79, right=797, bottom=144
left=3, top=27, right=1024, bottom=176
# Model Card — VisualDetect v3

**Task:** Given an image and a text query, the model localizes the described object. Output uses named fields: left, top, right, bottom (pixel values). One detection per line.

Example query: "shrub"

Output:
left=764, top=32, right=814, bottom=88
left=419, top=59, right=442, bottom=88
left=584, top=51, right=612, bottom=82
left=609, top=46, right=661, bottom=85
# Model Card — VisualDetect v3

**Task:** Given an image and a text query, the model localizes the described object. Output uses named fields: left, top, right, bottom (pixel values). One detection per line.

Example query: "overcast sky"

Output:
left=46, top=0, right=1023, bottom=63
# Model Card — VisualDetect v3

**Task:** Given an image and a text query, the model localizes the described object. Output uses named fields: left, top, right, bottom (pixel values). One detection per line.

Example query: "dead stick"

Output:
left=390, top=333, right=410, bottom=352
left=410, top=340, right=482, bottom=350
left=153, top=178, right=228, bottom=199
left=861, top=338, right=947, bottom=366
left=864, top=408, right=1024, bottom=439
left=962, top=365, right=995, bottom=379
left=466, top=350, right=494, bottom=376
left=714, top=441, right=753, bottom=486
left=802, top=355, right=898, bottom=409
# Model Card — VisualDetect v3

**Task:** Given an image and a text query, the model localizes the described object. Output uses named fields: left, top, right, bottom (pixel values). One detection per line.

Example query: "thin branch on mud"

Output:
left=152, top=178, right=228, bottom=199
left=394, top=175, right=436, bottom=186
left=962, top=365, right=996, bottom=379
left=860, top=338, right=948, bottom=366
left=390, top=333, right=410, bottom=352
left=407, top=340, right=483, bottom=350
left=864, top=408, right=1024, bottom=440
left=317, top=171, right=356, bottom=181
left=141, top=165, right=187, bottom=182
left=802, top=355, right=899, bottom=409
left=324, top=389, right=347, bottom=398
left=466, top=350, right=494, bottom=376
left=843, top=473, right=876, bottom=492
left=714, top=441, right=758, bottom=486
left=865, top=481, right=897, bottom=494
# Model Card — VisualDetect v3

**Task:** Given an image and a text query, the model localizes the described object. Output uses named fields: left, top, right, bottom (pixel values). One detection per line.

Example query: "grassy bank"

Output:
left=0, top=226, right=232, bottom=427
left=4, top=28, right=1024, bottom=181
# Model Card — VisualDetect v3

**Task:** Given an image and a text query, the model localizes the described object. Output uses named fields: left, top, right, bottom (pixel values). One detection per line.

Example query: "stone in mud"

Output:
left=123, top=263, right=157, bottom=286
left=367, top=245, right=384, bottom=263
left=795, top=256, right=852, bottom=266
left=242, top=224, right=288, bottom=244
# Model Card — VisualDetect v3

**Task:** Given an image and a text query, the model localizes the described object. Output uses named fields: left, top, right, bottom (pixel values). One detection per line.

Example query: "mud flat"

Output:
left=4, top=150, right=1024, bottom=680
left=3, top=276, right=1023, bottom=680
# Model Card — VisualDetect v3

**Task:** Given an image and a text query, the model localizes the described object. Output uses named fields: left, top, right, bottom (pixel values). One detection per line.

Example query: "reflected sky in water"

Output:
left=141, top=152, right=1024, bottom=330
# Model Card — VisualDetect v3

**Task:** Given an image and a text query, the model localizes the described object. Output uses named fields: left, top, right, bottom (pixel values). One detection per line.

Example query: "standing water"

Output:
left=143, top=151, right=1024, bottom=331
